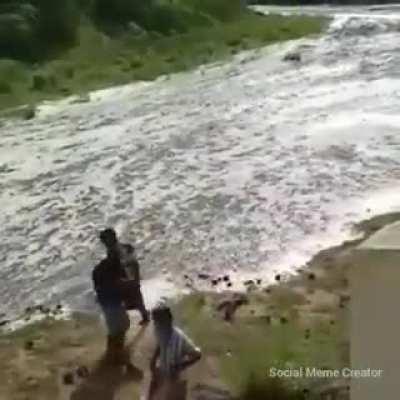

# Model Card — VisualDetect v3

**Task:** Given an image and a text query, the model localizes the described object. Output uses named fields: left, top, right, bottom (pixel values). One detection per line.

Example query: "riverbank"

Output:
left=0, top=11, right=324, bottom=116
left=1, top=212, right=399, bottom=399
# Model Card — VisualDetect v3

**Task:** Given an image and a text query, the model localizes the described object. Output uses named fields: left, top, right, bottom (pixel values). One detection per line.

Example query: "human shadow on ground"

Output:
left=70, top=325, right=148, bottom=400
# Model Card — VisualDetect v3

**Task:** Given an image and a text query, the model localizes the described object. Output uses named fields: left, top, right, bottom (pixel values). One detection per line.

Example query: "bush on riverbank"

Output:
left=0, top=1, right=324, bottom=113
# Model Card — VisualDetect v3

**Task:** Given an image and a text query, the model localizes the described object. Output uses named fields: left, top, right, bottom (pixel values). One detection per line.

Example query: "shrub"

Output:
left=182, top=0, right=243, bottom=21
left=0, top=81, right=12, bottom=94
left=0, top=4, right=38, bottom=60
left=33, top=0, right=80, bottom=50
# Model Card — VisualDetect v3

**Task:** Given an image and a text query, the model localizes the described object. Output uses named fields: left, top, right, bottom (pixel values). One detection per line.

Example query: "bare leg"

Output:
left=147, top=369, right=162, bottom=400
left=136, top=289, right=150, bottom=324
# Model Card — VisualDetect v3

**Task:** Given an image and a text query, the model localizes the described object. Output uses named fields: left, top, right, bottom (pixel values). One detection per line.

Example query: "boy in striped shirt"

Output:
left=148, top=305, right=202, bottom=400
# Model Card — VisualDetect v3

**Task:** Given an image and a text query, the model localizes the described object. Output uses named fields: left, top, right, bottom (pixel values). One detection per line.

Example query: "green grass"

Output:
left=173, top=291, right=346, bottom=398
left=0, top=12, right=324, bottom=113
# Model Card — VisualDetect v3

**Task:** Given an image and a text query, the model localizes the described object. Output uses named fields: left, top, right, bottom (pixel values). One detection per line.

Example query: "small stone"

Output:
left=262, top=315, right=271, bottom=324
left=24, top=341, right=34, bottom=351
left=26, top=377, right=39, bottom=387
left=256, top=279, right=262, bottom=285
left=211, top=279, right=218, bottom=286
left=250, top=309, right=255, bottom=315
left=264, top=288, right=271, bottom=294
left=227, top=282, right=232, bottom=288
left=198, top=273, right=210, bottom=280
left=330, top=320, right=335, bottom=325
left=308, top=273, right=316, bottom=281
left=280, top=317, right=288, bottom=325
left=305, top=329, right=311, bottom=340
left=63, top=372, right=74, bottom=385
left=223, top=275, right=230, bottom=282
left=243, top=280, right=254, bottom=286
left=0, top=319, right=10, bottom=327
left=275, top=274, right=281, bottom=282
left=76, top=365, right=89, bottom=379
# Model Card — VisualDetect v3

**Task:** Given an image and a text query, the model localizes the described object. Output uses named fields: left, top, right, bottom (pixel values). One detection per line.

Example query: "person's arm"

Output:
left=128, top=257, right=140, bottom=283
left=172, top=333, right=202, bottom=373
left=124, top=244, right=141, bottom=283
left=173, top=348, right=202, bottom=373
left=150, top=345, right=160, bottom=373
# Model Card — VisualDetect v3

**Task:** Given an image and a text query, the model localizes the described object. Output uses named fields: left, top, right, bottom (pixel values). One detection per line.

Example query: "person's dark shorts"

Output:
left=101, top=304, right=130, bottom=336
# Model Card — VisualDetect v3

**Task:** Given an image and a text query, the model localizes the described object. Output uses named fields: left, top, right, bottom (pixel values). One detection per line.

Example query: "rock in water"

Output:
left=283, top=52, right=302, bottom=62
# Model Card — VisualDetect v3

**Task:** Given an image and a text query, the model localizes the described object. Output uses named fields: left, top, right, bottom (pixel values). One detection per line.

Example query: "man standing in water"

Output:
left=92, top=228, right=149, bottom=365
left=148, top=305, right=202, bottom=400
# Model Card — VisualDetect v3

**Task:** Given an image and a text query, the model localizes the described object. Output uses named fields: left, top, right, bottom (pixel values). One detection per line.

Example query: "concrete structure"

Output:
left=350, top=221, right=400, bottom=400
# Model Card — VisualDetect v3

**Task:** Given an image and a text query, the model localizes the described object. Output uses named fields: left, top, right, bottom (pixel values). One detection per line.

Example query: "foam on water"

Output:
left=1, top=5, right=400, bottom=319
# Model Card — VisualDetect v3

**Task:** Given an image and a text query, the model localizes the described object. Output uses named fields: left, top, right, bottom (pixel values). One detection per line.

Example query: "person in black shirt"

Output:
left=93, top=228, right=147, bottom=367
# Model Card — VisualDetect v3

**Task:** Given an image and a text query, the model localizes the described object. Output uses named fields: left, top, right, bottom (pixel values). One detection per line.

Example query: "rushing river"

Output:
left=1, top=4, right=400, bottom=319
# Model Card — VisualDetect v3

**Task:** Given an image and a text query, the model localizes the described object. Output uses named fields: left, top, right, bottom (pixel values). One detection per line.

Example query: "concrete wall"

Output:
left=350, top=250, right=400, bottom=400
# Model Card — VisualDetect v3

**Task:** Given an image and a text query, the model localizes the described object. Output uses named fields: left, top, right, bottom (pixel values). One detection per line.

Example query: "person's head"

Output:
left=99, top=228, right=118, bottom=251
left=152, top=304, right=173, bottom=336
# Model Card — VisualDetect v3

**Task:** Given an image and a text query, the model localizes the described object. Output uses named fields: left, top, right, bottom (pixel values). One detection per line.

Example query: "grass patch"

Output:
left=173, top=290, right=347, bottom=398
left=0, top=12, right=324, bottom=113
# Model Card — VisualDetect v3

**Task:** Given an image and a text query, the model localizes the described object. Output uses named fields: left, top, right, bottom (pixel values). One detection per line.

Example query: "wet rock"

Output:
left=62, top=372, right=75, bottom=385
left=55, top=304, right=63, bottom=313
left=283, top=52, right=302, bottom=62
left=24, top=340, right=34, bottom=351
left=76, top=365, right=90, bottom=379
left=35, top=304, right=45, bottom=313
left=216, top=294, right=248, bottom=322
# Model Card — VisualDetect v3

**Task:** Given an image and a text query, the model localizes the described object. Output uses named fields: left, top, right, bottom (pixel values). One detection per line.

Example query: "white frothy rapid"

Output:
left=1, top=5, right=400, bottom=318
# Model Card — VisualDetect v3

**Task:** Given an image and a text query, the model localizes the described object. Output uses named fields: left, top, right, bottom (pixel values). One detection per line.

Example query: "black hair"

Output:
left=152, top=305, right=173, bottom=323
left=99, top=228, right=117, bottom=244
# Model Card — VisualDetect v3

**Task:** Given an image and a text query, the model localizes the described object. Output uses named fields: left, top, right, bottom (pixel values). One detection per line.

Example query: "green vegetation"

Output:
left=0, top=0, right=324, bottom=112
left=174, top=289, right=347, bottom=399
left=251, top=0, right=400, bottom=4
